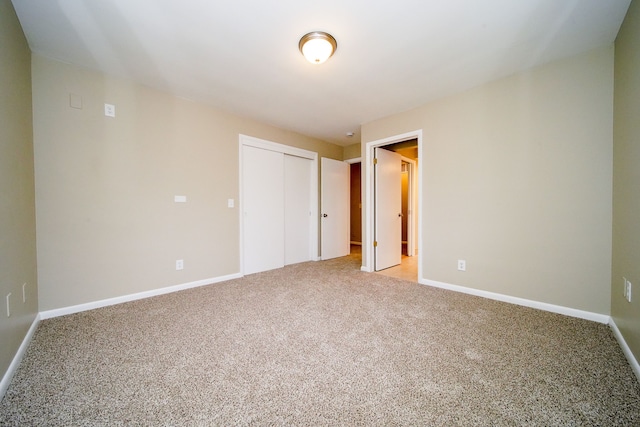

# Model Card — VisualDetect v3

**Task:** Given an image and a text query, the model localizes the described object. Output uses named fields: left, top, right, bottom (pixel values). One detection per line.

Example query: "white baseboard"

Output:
left=3, top=273, right=637, bottom=402
left=2, top=273, right=243, bottom=399
left=0, top=313, right=41, bottom=399
left=609, top=318, right=640, bottom=383
left=40, top=273, right=242, bottom=320
left=420, top=278, right=610, bottom=324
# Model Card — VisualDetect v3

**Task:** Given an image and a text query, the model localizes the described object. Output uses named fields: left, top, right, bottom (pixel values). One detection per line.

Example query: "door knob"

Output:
left=323, top=213, right=328, bottom=217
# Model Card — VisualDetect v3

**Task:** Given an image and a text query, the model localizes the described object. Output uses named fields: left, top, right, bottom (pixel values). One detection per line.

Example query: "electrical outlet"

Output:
left=626, top=280, right=632, bottom=303
left=457, top=260, right=466, bottom=271
left=176, top=259, right=184, bottom=270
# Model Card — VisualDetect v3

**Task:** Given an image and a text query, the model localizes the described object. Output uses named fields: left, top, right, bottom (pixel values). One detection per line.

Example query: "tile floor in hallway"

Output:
left=350, top=244, right=418, bottom=282
left=375, top=253, right=418, bottom=282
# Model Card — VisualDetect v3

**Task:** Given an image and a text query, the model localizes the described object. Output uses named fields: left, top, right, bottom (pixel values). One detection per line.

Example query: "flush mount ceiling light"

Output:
left=299, top=31, right=337, bottom=64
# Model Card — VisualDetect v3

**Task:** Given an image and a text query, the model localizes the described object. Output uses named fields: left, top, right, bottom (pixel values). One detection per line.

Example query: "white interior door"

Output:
left=375, top=148, right=402, bottom=271
left=242, top=145, right=284, bottom=274
left=321, top=157, right=350, bottom=260
left=284, top=155, right=312, bottom=265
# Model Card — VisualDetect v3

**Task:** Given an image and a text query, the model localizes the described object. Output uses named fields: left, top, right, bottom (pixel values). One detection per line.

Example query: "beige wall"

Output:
left=32, top=55, right=341, bottom=311
left=0, top=0, right=38, bottom=382
left=362, top=46, right=614, bottom=314
left=343, top=142, right=362, bottom=161
left=612, top=0, right=640, bottom=363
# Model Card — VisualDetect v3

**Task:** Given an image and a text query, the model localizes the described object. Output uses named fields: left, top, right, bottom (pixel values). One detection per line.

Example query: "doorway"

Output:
left=363, top=130, right=422, bottom=280
left=320, top=157, right=350, bottom=260
left=374, top=145, right=418, bottom=275
left=374, top=156, right=418, bottom=281
left=348, top=161, right=363, bottom=248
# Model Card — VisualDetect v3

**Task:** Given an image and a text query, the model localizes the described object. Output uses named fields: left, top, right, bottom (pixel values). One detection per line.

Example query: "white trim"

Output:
left=609, top=318, right=640, bottom=383
left=3, top=277, right=636, bottom=401
left=238, top=134, right=319, bottom=273
left=364, top=130, right=423, bottom=275
left=239, top=134, right=317, bottom=160
left=0, top=313, right=41, bottom=399
left=39, top=273, right=242, bottom=320
left=345, top=157, right=362, bottom=164
left=238, top=139, right=245, bottom=276
left=420, top=278, right=610, bottom=324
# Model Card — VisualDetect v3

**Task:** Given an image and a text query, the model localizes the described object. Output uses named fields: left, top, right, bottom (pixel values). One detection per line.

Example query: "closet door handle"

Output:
left=322, top=213, right=328, bottom=217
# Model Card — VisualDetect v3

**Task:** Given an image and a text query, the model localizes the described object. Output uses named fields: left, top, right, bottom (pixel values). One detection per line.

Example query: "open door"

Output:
left=321, top=157, right=350, bottom=260
left=374, top=147, right=402, bottom=271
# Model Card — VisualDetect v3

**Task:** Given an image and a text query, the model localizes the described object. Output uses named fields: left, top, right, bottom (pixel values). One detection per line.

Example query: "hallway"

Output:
left=350, top=244, right=417, bottom=282
left=375, top=251, right=417, bottom=282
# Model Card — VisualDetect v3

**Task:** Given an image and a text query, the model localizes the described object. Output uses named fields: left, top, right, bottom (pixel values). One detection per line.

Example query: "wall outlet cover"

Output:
left=104, top=103, right=115, bottom=117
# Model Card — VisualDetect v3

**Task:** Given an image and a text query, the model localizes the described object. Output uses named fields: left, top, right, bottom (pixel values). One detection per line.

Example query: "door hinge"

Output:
left=373, top=158, right=378, bottom=165
left=373, top=241, right=378, bottom=247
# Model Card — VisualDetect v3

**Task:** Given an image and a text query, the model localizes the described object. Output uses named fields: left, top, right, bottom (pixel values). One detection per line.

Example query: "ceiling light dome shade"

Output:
left=299, top=31, right=337, bottom=64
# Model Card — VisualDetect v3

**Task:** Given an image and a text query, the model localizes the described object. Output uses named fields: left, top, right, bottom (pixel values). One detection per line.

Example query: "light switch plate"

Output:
left=104, top=103, right=115, bottom=117
left=174, top=195, right=187, bottom=203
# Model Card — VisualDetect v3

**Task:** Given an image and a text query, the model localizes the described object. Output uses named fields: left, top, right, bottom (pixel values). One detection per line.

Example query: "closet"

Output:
left=241, top=136, right=317, bottom=275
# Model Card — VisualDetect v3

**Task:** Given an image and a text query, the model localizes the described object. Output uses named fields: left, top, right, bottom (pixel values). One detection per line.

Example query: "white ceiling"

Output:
left=11, top=0, right=631, bottom=146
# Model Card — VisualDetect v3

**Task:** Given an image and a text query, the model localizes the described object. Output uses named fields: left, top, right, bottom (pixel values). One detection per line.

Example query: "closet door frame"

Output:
left=239, top=135, right=319, bottom=275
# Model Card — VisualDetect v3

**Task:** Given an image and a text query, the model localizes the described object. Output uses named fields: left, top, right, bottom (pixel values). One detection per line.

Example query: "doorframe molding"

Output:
left=238, top=135, right=319, bottom=275
left=363, top=130, right=423, bottom=281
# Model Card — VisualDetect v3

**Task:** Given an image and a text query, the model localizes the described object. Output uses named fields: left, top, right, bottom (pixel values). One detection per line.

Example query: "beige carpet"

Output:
left=1, top=253, right=639, bottom=426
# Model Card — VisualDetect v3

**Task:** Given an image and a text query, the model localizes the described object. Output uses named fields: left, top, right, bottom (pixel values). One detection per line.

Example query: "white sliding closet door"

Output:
left=242, top=145, right=285, bottom=275
left=284, top=155, right=312, bottom=265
